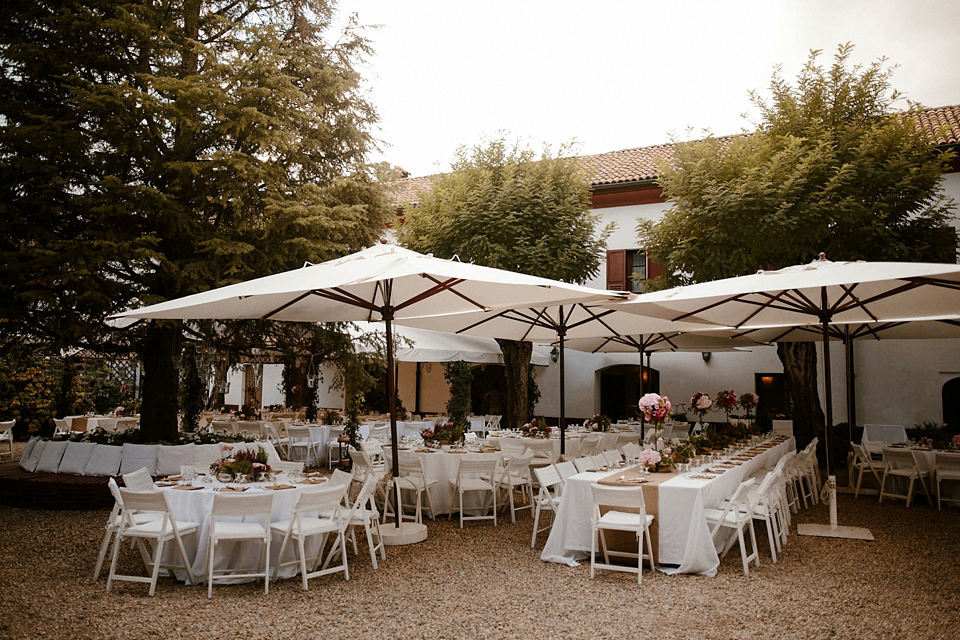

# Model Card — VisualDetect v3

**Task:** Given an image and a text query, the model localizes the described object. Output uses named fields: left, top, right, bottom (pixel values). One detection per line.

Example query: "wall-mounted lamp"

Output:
left=550, top=346, right=559, bottom=363
left=701, top=352, right=711, bottom=362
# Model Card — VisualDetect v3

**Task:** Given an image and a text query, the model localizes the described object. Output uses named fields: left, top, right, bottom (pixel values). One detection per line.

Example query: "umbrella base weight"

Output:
left=381, top=522, right=428, bottom=546
left=797, top=523, right=874, bottom=541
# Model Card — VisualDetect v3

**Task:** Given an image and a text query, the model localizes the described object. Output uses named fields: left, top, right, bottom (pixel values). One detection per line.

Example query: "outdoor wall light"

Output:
left=701, top=351, right=711, bottom=362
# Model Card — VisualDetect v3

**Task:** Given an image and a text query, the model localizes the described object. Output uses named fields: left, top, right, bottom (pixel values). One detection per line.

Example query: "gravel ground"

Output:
left=2, top=441, right=959, bottom=640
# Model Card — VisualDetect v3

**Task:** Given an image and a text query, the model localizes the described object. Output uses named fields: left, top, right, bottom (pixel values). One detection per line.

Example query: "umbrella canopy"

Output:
left=602, top=254, right=960, bottom=473
left=562, top=331, right=765, bottom=354
left=112, top=243, right=621, bottom=527
left=400, top=302, right=717, bottom=453
left=349, top=321, right=550, bottom=365
left=725, top=316, right=960, bottom=433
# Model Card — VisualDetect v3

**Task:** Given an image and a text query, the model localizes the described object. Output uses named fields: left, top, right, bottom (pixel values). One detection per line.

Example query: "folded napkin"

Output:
left=416, top=449, right=434, bottom=453
left=172, top=484, right=203, bottom=491
left=164, top=475, right=182, bottom=481
left=266, top=484, right=296, bottom=490
left=155, top=481, right=179, bottom=487
left=616, top=477, right=648, bottom=484
left=303, top=471, right=323, bottom=477
left=298, top=477, right=327, bottom=485
left=217, top=486, right=248, bottom=492
left=689, top=474, right=717, bottom=480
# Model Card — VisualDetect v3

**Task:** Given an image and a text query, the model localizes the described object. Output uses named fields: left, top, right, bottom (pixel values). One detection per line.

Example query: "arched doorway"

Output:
left=471, top=364, right=507, bottom=415
left=943, top=377, right=960, bottom=432
left=598, top=364, right=659, bottom=421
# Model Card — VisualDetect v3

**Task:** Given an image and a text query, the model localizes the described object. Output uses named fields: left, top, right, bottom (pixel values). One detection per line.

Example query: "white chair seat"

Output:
left=597, top=509, right=655, bottom=530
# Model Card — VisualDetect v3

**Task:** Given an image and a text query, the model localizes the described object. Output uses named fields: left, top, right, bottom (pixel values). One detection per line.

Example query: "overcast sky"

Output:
left=333, top=0, right=960, bottom=177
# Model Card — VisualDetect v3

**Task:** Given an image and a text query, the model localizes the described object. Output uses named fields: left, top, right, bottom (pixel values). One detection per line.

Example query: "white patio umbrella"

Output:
left=600, top=253, right=960, bottom=538
left=726, top=316, right=960, bottom=437
left=562, top=331, right=764, bottom=427
left=112, top=243, right=620, bottom=542
left=400, top=302, right=717, bottom=454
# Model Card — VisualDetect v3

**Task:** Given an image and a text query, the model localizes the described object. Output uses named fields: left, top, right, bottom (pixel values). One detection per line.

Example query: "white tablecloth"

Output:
left=540, top=436, right=795, bottom=576
left=863, top=424, right=908, bottom=444
left=160, top=481, right=326, bottom=584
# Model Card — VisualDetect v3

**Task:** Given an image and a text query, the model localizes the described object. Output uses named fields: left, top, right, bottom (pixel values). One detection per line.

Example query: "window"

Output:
left=606, top=249, right=663, bottom=292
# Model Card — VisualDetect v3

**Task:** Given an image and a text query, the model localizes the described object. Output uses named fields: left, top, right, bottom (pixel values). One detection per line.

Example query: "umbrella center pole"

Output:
left=558, top=328, right=566, bottom=457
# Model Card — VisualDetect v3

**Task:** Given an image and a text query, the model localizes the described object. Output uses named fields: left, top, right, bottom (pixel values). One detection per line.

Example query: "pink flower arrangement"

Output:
left=738, top=392, right=759, bottom=411
left=638, top=393, right=671, bottom=423
left=690, top=392, right=712, bottom=419
left=952, top=434, right=960, bottom=447
left=714, top=390, right=738, bottom=411
left=639, top=448, right=661, bottom=466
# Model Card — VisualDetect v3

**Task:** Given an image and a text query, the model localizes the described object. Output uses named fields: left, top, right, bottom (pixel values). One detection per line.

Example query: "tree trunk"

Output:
left=139, top=321, right=181, bottom=442
left=497, top=339, right=531, bottom=429
left=777, top=341, right=824, bottom=461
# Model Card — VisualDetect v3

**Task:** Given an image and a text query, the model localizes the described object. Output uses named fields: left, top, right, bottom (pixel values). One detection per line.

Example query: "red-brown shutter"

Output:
left=606, top=250, right=627, bottom=290
left=646, top=256, right=665, bottom=280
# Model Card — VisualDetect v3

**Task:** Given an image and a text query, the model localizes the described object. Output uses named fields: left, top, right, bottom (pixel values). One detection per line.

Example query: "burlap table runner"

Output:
left=596, top=466, right=677, bottom=564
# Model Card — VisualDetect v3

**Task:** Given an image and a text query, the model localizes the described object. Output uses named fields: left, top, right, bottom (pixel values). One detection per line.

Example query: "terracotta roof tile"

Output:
left=387, top=104, right=960, bottom=207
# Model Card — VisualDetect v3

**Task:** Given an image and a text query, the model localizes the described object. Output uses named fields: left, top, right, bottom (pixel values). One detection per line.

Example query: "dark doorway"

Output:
left=943, top=377, right=960, bottom=432
left=471, top=365, right=507, bottom=415
left=598, top=365, right=659, bottom=421
left=755, top=373, right=791, bottom=429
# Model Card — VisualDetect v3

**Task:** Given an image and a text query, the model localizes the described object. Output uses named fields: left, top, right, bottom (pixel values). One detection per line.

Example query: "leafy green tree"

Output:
left=0, top=0, right=391, bottom=441
left=639, top=44, right=956, bottom=453
left=396, top=135, right=612, bottom=427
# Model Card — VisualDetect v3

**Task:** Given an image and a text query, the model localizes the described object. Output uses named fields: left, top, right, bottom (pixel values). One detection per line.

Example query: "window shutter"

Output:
left=606, top=250, right=627, bottom=290
left=646, top=256, right=665, bottom=280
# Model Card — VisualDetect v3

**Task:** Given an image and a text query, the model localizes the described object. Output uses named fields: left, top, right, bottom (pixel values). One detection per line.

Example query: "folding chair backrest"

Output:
left=397, top=453, right=425, bottom=476
left=118, top=487, right=169, bottom=514
left=122, top=466, right=155, bottom=491
left=506, top=452, right=534, bottom=477
left=554, top=460, right=577, bottom=483
left=534, top=464, right=562, bottom=491
left=457, top=457, right=497, bottom=481
left=293, top=484, right=344, bottom=515
left=935, top=451, right=960, bottom=473
left=525, top=440, right=556, bottom=462
left=499, top=439, right=526, bottom=457
left=883, top=447, right=915, bottom=470
left=591, top=484, right=646, bottom=514
left=573, top=457, right=593, bottom=473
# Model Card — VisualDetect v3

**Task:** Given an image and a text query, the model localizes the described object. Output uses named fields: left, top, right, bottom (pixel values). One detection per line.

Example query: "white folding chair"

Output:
left=601, top=449, right=623, bottom=467
left=621, top=442, right=643, bottom=463
left=703, top=478, right=760, bottom=575
left=0, top=420, right=14, bottom=461
left=879, top=447, right=932, bottom=508
left=93, top=478, right=160, bottom=581
left=451, top=457, right=498, bottom=528
left=573, top=457, right=594, bottom=473
left=271, top=485, right=349, bottom=589
left=483, top=414, right=502, bottom=435
left=579, top=434, right=602, bottom=457
left=524, top=439, right=557, bottom=465
left=326, top=427, right=345, bottom=469
left=385, top=453, right=438, bottom=524
left=366, top=424, right=389, bottom=443
left=53, top=418, right=71, bottom=437
left=590, top=485, right=655, bottom=584
left=263, top=421, right=289, bottom=458
left=336, top=473, right=386, bottom=570
left=554, top=460, right=578, bottom=487
left=934, top=451, right=960, bottom=510
left=498, top=452, right=534, bottom=523
left=107, top=489, right=198, bottom=596
left=851, top=442, right=884, bottom=497
left=498, top=438, right=526, bottom=462
left=206, top=491, right=274, bottom=598
left=531, top=465, right=563, bottom=548
left=287, top=426, right=320, bottom=466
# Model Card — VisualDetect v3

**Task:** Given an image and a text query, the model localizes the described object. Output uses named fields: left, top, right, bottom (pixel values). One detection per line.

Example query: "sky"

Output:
left=332, top=0, right=960, bottom=178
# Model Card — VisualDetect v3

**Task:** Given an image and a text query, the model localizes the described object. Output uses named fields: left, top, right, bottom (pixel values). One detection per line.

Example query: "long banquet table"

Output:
left=540, top=435, right=795, bottom=577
